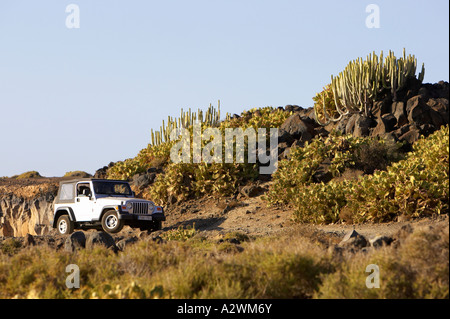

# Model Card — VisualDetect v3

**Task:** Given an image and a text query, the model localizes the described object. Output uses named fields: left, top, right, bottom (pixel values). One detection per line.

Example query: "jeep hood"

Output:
left=96, top=197, right=153, bottom=204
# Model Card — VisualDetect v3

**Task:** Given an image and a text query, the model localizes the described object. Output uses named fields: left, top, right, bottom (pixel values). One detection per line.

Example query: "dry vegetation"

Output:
left=0, top=219, right=447, bottom=299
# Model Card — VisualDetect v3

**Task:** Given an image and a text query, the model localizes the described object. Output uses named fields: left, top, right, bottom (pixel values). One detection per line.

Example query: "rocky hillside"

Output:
left=1, top=80, right=448, bottom=238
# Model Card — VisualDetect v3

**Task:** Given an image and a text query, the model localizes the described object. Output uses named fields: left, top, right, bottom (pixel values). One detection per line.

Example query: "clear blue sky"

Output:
left=0, top=0, right=448, bottom=177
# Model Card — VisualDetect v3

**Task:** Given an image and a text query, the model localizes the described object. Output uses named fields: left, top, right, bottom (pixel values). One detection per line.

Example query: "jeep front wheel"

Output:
left=101, top=210, right=124, bottom=233
left=57, top=215, right=74, bottom=235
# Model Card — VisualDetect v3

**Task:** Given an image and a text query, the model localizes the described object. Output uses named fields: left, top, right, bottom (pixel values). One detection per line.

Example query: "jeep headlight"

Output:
left=126, top=202, right=133, bottom=212
left=148, top=202, right=155, bottom=214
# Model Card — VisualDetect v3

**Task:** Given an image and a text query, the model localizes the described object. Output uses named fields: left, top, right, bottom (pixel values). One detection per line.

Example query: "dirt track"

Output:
left=161, top=180, right=449, bottom=243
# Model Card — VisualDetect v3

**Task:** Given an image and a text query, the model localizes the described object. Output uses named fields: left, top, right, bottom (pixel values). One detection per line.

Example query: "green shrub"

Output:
left=0, top=238, right=22, bottom=256
left=348, top=125, right=449, bottom=222
left=223, top=231, right=250, bottom=243
left=147, top=162, right=258, bottom=204
left=136, top=106, right=289, bottom=203
left=107, top=157, right=146, bottom=180
left=107, top=142, right=174, bottom=180
left=267, top=125, right=448, bottom=224
left=222, top=106, right=292, bottom=131
left=355, top=138, right=402, bottom=174
left=162, top=224, right=197, bottom=242
left=313, top=84, right=340, bottom=125
left=266, top=131, right=404, bottom=207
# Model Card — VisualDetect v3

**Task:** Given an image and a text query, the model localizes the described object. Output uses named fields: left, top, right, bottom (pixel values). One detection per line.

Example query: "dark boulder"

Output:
left=353, top=115, right=374, bottom=137
left=338, top=229, right=368, bottom=250
left=372, top=113, right=397, bottom=137
left=284, top=105, right=304, bottom=112
left=94, top=162, right=115, bottom=179
left=427, top=98, right=449, bottom=127
left=24, top=233, right=36, bottom=247
left=86, top=231, right=117, bottom=252
left=279, top=113, right=314, bottom=143
left=369, top=235, right=393, bottom=248
left=64, top=231, right=86, bottom=252
left=391, top=101, right=408, bottom=127
left=398, top=125, right=420, bottom=144
left=132, top=172, right=157, bottom=190
left=371, top=98, right=391, bottom=119
left=406, top=95, right=431, bottom=125
left=116, top=236, right=138, bottom=251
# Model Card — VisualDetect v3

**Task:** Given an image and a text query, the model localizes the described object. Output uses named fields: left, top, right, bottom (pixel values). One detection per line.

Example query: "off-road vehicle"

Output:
left=52, top=178, right=165, bottom=235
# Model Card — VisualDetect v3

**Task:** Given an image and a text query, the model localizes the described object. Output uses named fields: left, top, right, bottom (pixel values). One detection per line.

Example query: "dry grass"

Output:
left=315, top=222, right=449, bottom=298
left=0, top=222, right=448, bottom=299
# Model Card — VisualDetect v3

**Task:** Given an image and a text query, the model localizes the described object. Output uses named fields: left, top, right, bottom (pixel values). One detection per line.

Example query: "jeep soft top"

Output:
left=55, top=178, right=134, bottom=203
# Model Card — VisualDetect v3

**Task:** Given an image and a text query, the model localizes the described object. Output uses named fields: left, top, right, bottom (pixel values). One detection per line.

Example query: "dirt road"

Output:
left=162, top=181, right=448, bottom=243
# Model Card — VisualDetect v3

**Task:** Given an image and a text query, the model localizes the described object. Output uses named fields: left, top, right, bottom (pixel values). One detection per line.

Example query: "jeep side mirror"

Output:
left=132, top=191, right=136, bottom=197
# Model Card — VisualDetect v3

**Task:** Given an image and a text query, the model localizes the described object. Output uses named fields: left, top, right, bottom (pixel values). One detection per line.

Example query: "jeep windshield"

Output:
left=92, top=181, right=133, bottom=196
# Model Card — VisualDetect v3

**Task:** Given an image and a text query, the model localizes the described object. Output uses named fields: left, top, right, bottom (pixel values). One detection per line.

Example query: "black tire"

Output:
left=101, top=210, right=124, bottom=234
left=139, top=221, right=162, bottom=232
left=57, top=214, right=74, bottom=235
left=153, top=221, right=162, bottom=231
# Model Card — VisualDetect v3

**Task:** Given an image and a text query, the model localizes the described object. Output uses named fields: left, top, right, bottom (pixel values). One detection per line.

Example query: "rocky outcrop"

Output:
left=277, top=81, right=449, bottom=159
left=0, top=180, right=58, bottom=237
left=94, top=162, right=115, bottom=179
left=330, top=81, right=449, bottom=141
left=0, top=192, right=56, bottom=237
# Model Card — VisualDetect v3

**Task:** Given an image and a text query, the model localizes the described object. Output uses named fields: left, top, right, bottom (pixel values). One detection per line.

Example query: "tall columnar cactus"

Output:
left=150, top=100, right=222, bottom=146
left=314, top=49, right=425, bottom=126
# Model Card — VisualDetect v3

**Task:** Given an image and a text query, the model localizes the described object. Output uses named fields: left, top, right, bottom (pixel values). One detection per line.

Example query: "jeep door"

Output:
left=72, top=182, right=95, bottom=221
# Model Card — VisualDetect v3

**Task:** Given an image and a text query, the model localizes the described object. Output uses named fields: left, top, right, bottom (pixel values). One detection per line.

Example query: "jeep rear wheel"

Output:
left=101, top=210, right=124, bottom=233
left=57, top=215, right=74, bottom=235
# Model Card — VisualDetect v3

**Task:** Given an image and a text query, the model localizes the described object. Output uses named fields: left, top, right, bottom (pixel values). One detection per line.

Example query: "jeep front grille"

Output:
left=131, top=202, right=148, bottom=215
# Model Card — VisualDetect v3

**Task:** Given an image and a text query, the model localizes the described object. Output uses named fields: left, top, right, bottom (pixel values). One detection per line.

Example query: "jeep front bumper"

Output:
left=116, top=207, right=166, bottom=222
left=118, top=212, right=166, bottom=222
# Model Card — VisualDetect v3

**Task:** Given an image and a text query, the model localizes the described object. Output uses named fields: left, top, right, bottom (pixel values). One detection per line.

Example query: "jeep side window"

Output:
left=60, top=183, right=74, bottom=201
left=77, top=183, right=91, bottom=197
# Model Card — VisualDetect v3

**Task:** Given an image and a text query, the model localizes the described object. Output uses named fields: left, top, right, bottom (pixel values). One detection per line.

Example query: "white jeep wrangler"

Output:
left=52, top=178, right=165, bottom=235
